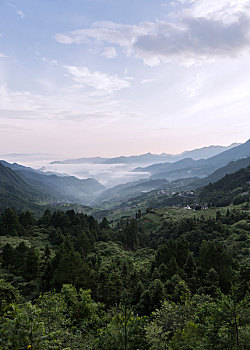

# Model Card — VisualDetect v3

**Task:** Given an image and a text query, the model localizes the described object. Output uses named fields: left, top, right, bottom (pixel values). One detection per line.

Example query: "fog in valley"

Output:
left=0, top=154, right=150, bottom=188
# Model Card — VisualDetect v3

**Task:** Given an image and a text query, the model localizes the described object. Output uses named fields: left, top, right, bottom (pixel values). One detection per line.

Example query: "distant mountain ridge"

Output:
left=0, top=163, right=46, bottom=212
left=95, top=154, right=250, bottom=207
left=50, top=143, right=240, bottom=165
left=95, top=178, right=170, bottom=205
left=0, top=160, right=105, bottom=206
left=189, top=157, right=250, bottom=188
left=199, top=165, right=250, bottom=206
left=134, top=140, right=250, bottom=181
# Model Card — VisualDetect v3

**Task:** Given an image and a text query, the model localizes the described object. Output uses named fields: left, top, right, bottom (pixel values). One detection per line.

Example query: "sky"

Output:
left=0, top=0, right=250, bottom=157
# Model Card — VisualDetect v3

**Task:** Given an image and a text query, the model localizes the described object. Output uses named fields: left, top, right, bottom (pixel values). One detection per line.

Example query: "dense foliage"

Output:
left=0, top=202, right=249, bottom=349
left=199, top=165, right=250, bottom=207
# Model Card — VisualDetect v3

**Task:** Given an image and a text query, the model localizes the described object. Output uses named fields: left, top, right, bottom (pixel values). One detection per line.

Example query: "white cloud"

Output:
left=140, top=79, right=155, bottom=84
left=102, top=46, right=117, bottom=58
left=0, top=74, right=134, bottom=125
left=55, top=20, right=147, bottom=51
left=17, top=10, right=25, bottom=19
left=181, top=0, right=250, bottom=23
left=55, top=0, right=250, bottom=66
left=8, top=3, right=25, bottom=19
left=0, top=53, right=8, bottom=58
left=134, top=15, right=250, bottom=66
left=63, top=65, right=131, bottom=92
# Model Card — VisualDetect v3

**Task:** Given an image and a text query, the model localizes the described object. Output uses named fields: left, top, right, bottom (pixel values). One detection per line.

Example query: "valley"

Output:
left=0, top=140, right=249, bottom=349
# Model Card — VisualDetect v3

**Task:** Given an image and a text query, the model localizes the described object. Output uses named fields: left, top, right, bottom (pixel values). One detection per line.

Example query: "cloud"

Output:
left=55, top=21, right=140, bottom=48
left=102, top=46, right=117, bottom=58
left=8, top=3, right=25, bottom=19
left=134, top=15, right=250, bottom=66
left=17, top=10, right=25, bottom=19
left=55, top=0, right=250, bottom=65
left=140, top=79, right=155, bottom=84
left=0, top=73, right=135, bottom=126
left=0, top=53, right=8, bottom=58
left=63, top=65, right=131, bottom=92
left=181, top=0, right=250, bottom=24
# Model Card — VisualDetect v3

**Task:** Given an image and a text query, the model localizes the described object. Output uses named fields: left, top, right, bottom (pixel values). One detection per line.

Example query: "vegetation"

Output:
left=0, top=197, right=249, bottom=349
left=0, top=161, right=249, bottom=349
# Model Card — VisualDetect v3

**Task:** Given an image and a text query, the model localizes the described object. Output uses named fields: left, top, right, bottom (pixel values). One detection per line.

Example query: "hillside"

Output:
left=0, top=163, right=47, bottom=212
left=1, top=160, right=105, bottom=205
left=99, top=161, right=250, bottom=214
left=199, top=165, right=250, bottom=206
left=134, top=139, right=250, bottom=181
left=188, top=157, right=250, bottom=189
left=95, top=178, right=170, bottom=205
left=0, top=183, right=249, bottom=349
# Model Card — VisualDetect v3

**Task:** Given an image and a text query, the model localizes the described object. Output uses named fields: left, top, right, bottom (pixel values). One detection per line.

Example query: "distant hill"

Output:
left=0, top=163, right=46, bottom=212
left=51, top=157, right=108, bottom=165
left=99, top=156, right=250, bottom=210
left=95, top=178, right=169, bottom=205
left=189, top=157, right=250, bottom=189
left=50, top=143, right=239, bottom=165
left=94, top=154, right=250, bottom=208
left=199, top=165, right=250, bottom=206
left=179, top=143, right=240, bottom=160
left=0, top=160, right=105, bottom=206
left=134, top=139, right=250, bottom=181
left=134, top=158, right=197, bottom=175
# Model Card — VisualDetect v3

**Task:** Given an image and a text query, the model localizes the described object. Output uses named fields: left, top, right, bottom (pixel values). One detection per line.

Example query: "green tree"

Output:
left=0, top=208, right=20, bottom=236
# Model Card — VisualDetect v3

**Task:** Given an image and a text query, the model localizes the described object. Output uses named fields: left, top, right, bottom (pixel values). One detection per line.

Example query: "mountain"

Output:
left=134, top=158, right=197, bottom=175
left=108, top=163, right=250, bottom=212
left=134, top=139, right=250, bottom=181
left=0, top=160, right=106, bottom=205
left=95, top=178, right=170, bottom=205
left=199, top=165, right=250, bottom=206
left=189, top=157, right=250, bottom=189
left=102, top=153, right=172, bottom=165
left=202, top=139, right=250, bottom=167
left=179, top=143, right=240, bottom=160
left=0, top=163, right=46, bottom=212
left=51, top=157, right=108, bottom=165
left=50, top=143, right=239, bottom=165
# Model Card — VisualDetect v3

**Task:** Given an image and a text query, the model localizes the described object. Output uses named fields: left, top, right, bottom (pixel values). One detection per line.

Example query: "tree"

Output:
left=0, top=208, right=20, bottom=236
left=1, top=243, right=14, bottom=270
left=23, top=247, right=40, bottom=281
left=95, top=304, right=148, bottom=350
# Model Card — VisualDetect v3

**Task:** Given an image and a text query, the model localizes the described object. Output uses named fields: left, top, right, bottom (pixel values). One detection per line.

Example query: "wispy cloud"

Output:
left=102, top=46, right=117, bottom=58
left=140, top=78, right=155, bottom=84
left=8, top=3, right=25, bottom=19
left=63, top=65, right=131, bottom=92
left=0, top=53, right=8, bottom=58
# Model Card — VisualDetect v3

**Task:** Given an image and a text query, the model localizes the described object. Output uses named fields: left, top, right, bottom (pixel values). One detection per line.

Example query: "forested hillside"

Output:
left=0, top=163, right=48, bottom=212
left=0, top=161, right=105, bottom=210
left=0, top=162, right=249, bottom=349
left=199, top=165, right=250, bottom=206
left=133, top=139, right=250, bottom=181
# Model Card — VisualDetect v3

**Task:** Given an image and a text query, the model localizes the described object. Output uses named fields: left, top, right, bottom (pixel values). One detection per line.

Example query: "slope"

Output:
left=134, top=139, right=250, bottom=181
left=199, top=165, right=250, bottom=206
left=0, top=160, right=105, bottom=205
left=0, top=163, right=46, bottom=212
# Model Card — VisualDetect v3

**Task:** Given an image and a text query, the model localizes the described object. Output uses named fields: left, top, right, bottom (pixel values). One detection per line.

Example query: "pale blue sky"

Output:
left=0, top=0, right=250, bottom=157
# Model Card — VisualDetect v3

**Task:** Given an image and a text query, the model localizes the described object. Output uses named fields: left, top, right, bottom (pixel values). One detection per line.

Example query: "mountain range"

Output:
left=93, top=140, right=250, bottom=206
left=0, top=139, right=249, bottom=211
left=134, top=139, right=250, bottom=181
left=0, top=160, right=105, bottom=207
left=50, top=143, right=239, bottom=165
